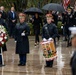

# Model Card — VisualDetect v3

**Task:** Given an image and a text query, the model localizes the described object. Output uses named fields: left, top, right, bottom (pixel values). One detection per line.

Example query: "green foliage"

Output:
left=0, top=0, right=75, bottom=11
left=28, top=23, right=34, bottom=35
left=28, top=21, right=63, bottom=36
left=0, top=0, right=28, bottom=11
left=57, top=21, right=62, bottom=34
left=27, top=0, right=62, bottom=8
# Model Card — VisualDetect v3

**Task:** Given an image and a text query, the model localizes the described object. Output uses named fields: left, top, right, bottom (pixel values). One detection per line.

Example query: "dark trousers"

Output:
left=9, top=23, right=15, bottom=37
left=19, top=54, right=27, bottom=65
left=67, top=35, right=71, bottom=46
left=46, top=60, right=54, bottom=67
left=2, top=44, right=7, bottom=51
left=35, top=34, right=39, bottom=43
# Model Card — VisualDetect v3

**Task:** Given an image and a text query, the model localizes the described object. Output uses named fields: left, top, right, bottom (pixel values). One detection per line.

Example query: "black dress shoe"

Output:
left=21, top=64, right=25, bottom=66
left=45, top=65, right=53, bottom=68
left=0, top=64, right=3, bottom=67
left=45, top=65, right=50, bottom=67
left=34, top=43, right=37, bottom=46
left=18, top=63, right=26, bottom=66
left=18, top=63, right=22, bottom=66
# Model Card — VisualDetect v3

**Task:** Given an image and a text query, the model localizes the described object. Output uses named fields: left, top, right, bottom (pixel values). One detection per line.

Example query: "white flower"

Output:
left=1, top=26, right=4, bottom=28
left=3, top=31, right=5, bottom=34
left=1, top=42, right=4, bottom=44
left=4, top=37, right=7, bottom=39
left=0, top=31, right=1, bottom=33
left=1, top=34, right=3, bottom=36
left=0, top=38, right=3, bottom=41
left=0, top=26, right=1, bottom=28
left=1, top=30, right=6, bottom=33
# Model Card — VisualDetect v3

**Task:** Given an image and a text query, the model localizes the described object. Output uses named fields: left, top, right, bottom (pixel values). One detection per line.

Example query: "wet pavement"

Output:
left=0, top=36, right=73, bottom=75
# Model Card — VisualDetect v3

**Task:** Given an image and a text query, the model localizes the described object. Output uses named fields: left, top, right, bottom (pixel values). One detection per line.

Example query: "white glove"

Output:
left=43, top=38, right=47, bottom=41
left=48, top=38, right=53, bottom=41
left=15, top=41, right=17, bottom=43
left=61, top=26, right=63, bottom=29
left=21, top=32, right=25, bottom=36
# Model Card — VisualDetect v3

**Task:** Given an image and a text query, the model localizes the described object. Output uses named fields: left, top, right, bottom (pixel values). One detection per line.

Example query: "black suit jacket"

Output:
left=8, top=11, right=17, bottom=23
left=0, top=11, right=7, bottom=20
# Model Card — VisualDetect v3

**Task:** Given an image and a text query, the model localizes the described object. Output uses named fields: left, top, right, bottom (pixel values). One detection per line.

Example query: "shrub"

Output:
left=57, top=21, right=63, bottom=34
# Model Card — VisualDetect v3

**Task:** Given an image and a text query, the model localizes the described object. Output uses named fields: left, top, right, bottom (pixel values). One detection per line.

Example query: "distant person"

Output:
left=32, top=13, right=43, bottom=46
left=0, top=6, right=7, bottom=21
left=8, top=7, right=17, bottom=38
left=66, top=8, right=73, bottom=47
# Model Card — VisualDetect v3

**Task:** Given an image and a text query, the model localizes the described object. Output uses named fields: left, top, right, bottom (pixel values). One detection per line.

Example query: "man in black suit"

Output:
left=8, top=7, right=17, bottom=38
left=0, top=6, right=7, bottom=21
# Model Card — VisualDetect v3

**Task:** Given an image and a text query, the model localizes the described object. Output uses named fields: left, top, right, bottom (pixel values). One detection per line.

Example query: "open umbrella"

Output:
left=24, top=7, right=43, bottom=15
left=42, top=3, right=65, bottom=13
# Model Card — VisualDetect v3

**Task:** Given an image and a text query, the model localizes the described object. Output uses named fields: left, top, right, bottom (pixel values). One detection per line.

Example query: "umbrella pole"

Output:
left=1, top=47, right=5, bottom=66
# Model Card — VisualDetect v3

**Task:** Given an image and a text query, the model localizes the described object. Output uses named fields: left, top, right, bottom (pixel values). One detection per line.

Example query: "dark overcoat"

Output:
left=1, top=11, right=7, bottom=20
left=70, top=51, right=76, bottom=75
left=14, top=22, right=30, bottom=54
left=32, top=17, right=43, bottom=35
left=65, top=14, right=73, bottom=36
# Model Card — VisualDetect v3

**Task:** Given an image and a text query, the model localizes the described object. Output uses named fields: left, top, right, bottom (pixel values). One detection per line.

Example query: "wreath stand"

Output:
left=0, top=47, right=5, bottom=67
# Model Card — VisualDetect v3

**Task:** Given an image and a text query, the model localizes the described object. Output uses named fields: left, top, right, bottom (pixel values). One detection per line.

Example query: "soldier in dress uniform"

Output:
left=42, top=14, right=58, bottom=67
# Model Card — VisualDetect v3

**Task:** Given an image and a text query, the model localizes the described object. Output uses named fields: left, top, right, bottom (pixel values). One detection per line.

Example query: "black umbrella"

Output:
left=24, top=7, right=43, bottom=15
left=42, top=3, right=65, bottom=12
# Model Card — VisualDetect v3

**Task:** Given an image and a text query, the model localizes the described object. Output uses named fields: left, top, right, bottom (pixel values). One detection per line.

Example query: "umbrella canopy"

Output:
left=42, top=3, right=65, bottom=13
left=24, top=7, right=43, bottom=15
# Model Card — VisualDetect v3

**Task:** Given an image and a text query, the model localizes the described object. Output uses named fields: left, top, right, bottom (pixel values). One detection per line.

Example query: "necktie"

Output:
left=12, top=12, right=15, bottom=18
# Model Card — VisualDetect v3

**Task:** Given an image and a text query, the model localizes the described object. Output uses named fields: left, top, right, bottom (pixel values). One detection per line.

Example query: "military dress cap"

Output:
left=46, top=14, right=53, bottom=18
left=19, top=13, right=26, bottom=19
left=69, top=27, right=76, bottom=38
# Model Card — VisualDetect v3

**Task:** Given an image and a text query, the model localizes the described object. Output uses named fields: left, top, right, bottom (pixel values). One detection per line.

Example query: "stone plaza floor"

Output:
left=0, top=36, right=73, bottom=75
